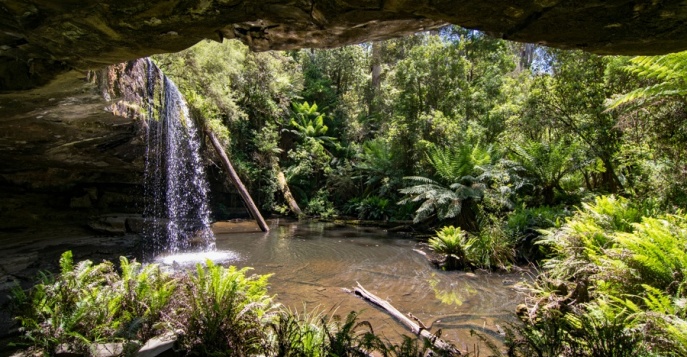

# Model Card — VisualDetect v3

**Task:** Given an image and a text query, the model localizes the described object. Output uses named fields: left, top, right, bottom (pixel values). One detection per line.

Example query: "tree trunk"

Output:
left=276, top=167, right=302, bottom=216
left=206, top=130, right=269, bottom=232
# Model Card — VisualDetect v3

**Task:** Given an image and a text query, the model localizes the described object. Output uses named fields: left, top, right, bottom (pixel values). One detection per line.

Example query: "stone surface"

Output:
left=88, top=215, right=128, bottom=235
left=136, top=332, right=177, bottom=357
left=2, top=0, right=687, bottom=90
left=91, top=343, right=124, bottom=357
left=0, top=61, right=151, bottom=232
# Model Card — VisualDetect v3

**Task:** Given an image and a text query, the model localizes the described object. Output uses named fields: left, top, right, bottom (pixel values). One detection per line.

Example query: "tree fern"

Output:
left=508, top=139, right=585, bottom=204
left=608, top=51, right=687, bottom=109
left=425, top=143, right=491, bottom=184
left=398, top=176, right=483, bottom=223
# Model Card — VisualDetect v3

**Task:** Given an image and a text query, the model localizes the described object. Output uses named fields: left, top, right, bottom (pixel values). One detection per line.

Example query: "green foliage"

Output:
left=355, top=138, right=403, bottom=198
left=269, top=307, right=328, bottom=357
left=345, top=196, right=392, bottom=220
left=510, top=196, right=687, bottom=356
left=506, top=205, right=569, bottom=261
left=289, top=101, right=336, bottom=146
left=303, top=189, right=338, bottom=219
left=116, top=257, right=177, bottom=341
left=174, top=261, right=274, bottom=356
left=425, top=143, right=491, bottom=185
left=12, top=251, right=176, bottom=355
left=608, top=51, right=687, bottom=108
left=467, top=217, right=515, bottom=270
left=508, top=140, right=586, bottom=205
left=507, top=205, right=567, bottom=238
left=399, top=176, right=483, bottom=224
left=428, top=226, right=469, bottom=270
left=427, top=222, right=515, bottom=271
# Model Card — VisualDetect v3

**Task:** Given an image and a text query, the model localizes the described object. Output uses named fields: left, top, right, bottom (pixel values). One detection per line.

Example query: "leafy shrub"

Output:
left=269, top=307, right=328, bottom=357
left=506, top=204, right=568, bottom=261
left=506, top=205, right=567, bottom=238
left=172, top=261, right=275, bottom=356
left=12, top=251, right=176, bottom=355
left=428, top=226, right=469, bottom=270
left=509, top=196, right=687, bottom=356
left=304, top=189, right=338, bottom=218
left=115, top=257, right=177, bottom=341
left=345, top=196, right=392, bottom=220
left=466, top=220, right=515, bottom=270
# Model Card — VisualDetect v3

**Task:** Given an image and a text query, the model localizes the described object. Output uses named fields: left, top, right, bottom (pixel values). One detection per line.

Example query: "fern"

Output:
left=425, top=143, right=491, bottom=184
left=398, top=176, right=483, bottom=224
left=508, top=139, right=585, bottom=204
left=608, top=51, right=687, bottom=109
left=175, top=260, right=275, bottom=356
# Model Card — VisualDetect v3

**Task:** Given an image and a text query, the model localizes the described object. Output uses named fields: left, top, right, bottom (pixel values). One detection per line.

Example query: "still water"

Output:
left=169, top=219, right=530, bottom=349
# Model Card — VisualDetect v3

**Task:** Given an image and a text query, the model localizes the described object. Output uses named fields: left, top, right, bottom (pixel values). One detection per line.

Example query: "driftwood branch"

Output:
left=206, top=130, right=269, bottom=232
left=352, top=282, right=462, bottom=355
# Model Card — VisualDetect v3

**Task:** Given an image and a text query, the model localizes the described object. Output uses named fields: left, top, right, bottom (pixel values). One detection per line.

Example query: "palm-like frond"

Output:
left=399, top=176, right=483, bottom=223
left=426, top=143, right=491, bottom=184
left=608, top=51, right=687, bottom=109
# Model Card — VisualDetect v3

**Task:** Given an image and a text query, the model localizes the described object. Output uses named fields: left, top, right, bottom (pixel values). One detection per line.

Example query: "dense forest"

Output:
left=150, top=26, right=687, bottom=355
left=11, top=26, right=687, bottom=357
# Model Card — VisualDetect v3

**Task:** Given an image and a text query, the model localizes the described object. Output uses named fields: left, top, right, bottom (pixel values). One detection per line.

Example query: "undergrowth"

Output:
left=12, top=251, right=462, bottom=357
left=504, top=195, right=687, bottom=356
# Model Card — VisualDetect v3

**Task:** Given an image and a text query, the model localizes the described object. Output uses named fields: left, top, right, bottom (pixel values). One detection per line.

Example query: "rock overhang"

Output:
left=2, top=0, right=687, bottom=91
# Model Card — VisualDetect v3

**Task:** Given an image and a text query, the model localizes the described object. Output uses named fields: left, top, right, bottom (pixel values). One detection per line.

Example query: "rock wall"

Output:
left=0, top=66, right=149, bottom=232
left=2, top=0, right=687, bottom=90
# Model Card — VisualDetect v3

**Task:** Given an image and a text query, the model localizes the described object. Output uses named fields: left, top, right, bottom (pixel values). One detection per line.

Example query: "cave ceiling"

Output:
left=2, top=0, right=687, bottom=91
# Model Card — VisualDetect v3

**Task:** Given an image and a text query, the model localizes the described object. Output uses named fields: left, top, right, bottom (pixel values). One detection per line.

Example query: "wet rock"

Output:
left=91, top=343, right=124, bottom=357
left=97, top=191, right=139, bottom=210
left=88, top=215, right=127, bottom=235
left=0, top=253, right=38, bottom=276
left=126, top=216, right=145, bottom=233
left=85, top=187, right=98, bottom=201
left=70, top=194, right=92, bottom=209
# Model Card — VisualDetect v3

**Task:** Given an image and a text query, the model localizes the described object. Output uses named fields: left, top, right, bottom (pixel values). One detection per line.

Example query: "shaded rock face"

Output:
left=2, top=0, right=687, bottom=90
left=0, top=66, right=149, bottom=231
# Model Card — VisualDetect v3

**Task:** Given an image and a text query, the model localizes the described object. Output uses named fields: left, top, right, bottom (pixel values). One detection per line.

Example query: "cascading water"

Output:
left=142, top=58, right=215, bottom=257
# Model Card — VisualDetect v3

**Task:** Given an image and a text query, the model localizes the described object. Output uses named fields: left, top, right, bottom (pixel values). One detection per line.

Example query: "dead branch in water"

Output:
left=351, top=282, right=462, bottom=355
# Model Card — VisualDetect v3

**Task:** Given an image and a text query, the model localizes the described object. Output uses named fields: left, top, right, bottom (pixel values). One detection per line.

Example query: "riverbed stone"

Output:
left=91, top=343, right=124, bottom=357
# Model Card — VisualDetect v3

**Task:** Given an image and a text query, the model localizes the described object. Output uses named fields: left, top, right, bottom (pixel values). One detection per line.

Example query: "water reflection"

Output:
left=428, top=274, right=478, bottom=306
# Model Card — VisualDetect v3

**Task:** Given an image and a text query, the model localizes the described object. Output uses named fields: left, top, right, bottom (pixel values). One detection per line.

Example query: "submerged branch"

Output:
left=351, top=282, right=462, bottom=355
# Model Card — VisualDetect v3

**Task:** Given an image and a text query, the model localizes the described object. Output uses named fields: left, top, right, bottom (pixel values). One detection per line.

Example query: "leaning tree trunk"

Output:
left=206, top=130, right=269, bottom=232
left=276, top=167, right=302, bottom=216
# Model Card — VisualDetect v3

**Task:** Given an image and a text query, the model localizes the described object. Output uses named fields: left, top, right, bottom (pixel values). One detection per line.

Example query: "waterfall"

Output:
left=142, top=59, right=215, bottom=256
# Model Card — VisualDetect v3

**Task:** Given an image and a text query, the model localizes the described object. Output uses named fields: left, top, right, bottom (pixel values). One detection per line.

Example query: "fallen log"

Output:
left=276, top=168, right=302, bottom=216
left=351, top=282, right=462, bottom=355
left=206, top=130, right=269, bottom=232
